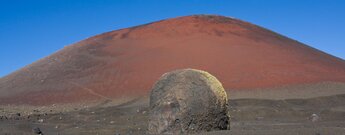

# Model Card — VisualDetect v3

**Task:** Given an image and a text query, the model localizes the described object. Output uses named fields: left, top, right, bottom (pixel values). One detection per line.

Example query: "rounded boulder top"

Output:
left=149, top=69, right=230, bottom=134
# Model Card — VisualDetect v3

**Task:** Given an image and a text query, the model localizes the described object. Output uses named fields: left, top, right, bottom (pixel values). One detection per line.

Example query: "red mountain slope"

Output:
left=1, top=15, right=345, bottom=105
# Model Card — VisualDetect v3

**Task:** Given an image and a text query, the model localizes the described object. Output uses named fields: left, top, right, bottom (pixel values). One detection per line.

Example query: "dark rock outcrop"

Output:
left=32, top=127, right=43, bottom=135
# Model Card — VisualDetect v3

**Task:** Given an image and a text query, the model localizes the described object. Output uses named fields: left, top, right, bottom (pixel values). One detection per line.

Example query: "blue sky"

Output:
left=0, top=0, right=344, bottom=77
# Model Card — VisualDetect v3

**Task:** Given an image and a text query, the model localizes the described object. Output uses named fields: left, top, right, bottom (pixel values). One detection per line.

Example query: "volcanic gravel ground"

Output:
left=1, top=94, right=345, bottom=135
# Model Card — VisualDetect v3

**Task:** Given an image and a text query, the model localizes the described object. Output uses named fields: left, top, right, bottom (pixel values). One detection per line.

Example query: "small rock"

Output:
left=311, top=114, right=320, bottom=122
left=38, top=119, right=44, bottom=123
left=110, top=121, right=115, bottom=124
left=256, top=117, right=264, bottom=121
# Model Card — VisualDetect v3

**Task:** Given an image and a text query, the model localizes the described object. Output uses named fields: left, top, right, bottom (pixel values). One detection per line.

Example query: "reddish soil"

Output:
left=1, top=15, right=345, bottom=105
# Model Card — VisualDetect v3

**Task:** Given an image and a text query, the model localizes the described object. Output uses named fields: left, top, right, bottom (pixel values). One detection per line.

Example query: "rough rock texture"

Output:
left=148, top=69, right=230, bottom=134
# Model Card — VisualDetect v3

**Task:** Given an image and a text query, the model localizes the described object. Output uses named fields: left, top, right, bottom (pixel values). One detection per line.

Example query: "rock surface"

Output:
left=148, top=69, right=230, bottom=134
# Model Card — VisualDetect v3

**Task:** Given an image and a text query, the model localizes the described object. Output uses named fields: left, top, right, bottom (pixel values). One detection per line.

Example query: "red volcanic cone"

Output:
left=1, top=15, right=345, bottom=105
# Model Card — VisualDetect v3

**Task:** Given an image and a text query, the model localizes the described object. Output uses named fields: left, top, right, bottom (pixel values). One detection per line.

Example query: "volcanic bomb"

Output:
left=148, top=69, right=230, bottom=134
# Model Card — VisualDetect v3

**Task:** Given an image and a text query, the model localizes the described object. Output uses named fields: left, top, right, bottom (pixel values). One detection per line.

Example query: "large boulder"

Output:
left=148, top=69, right=230, bottom=134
